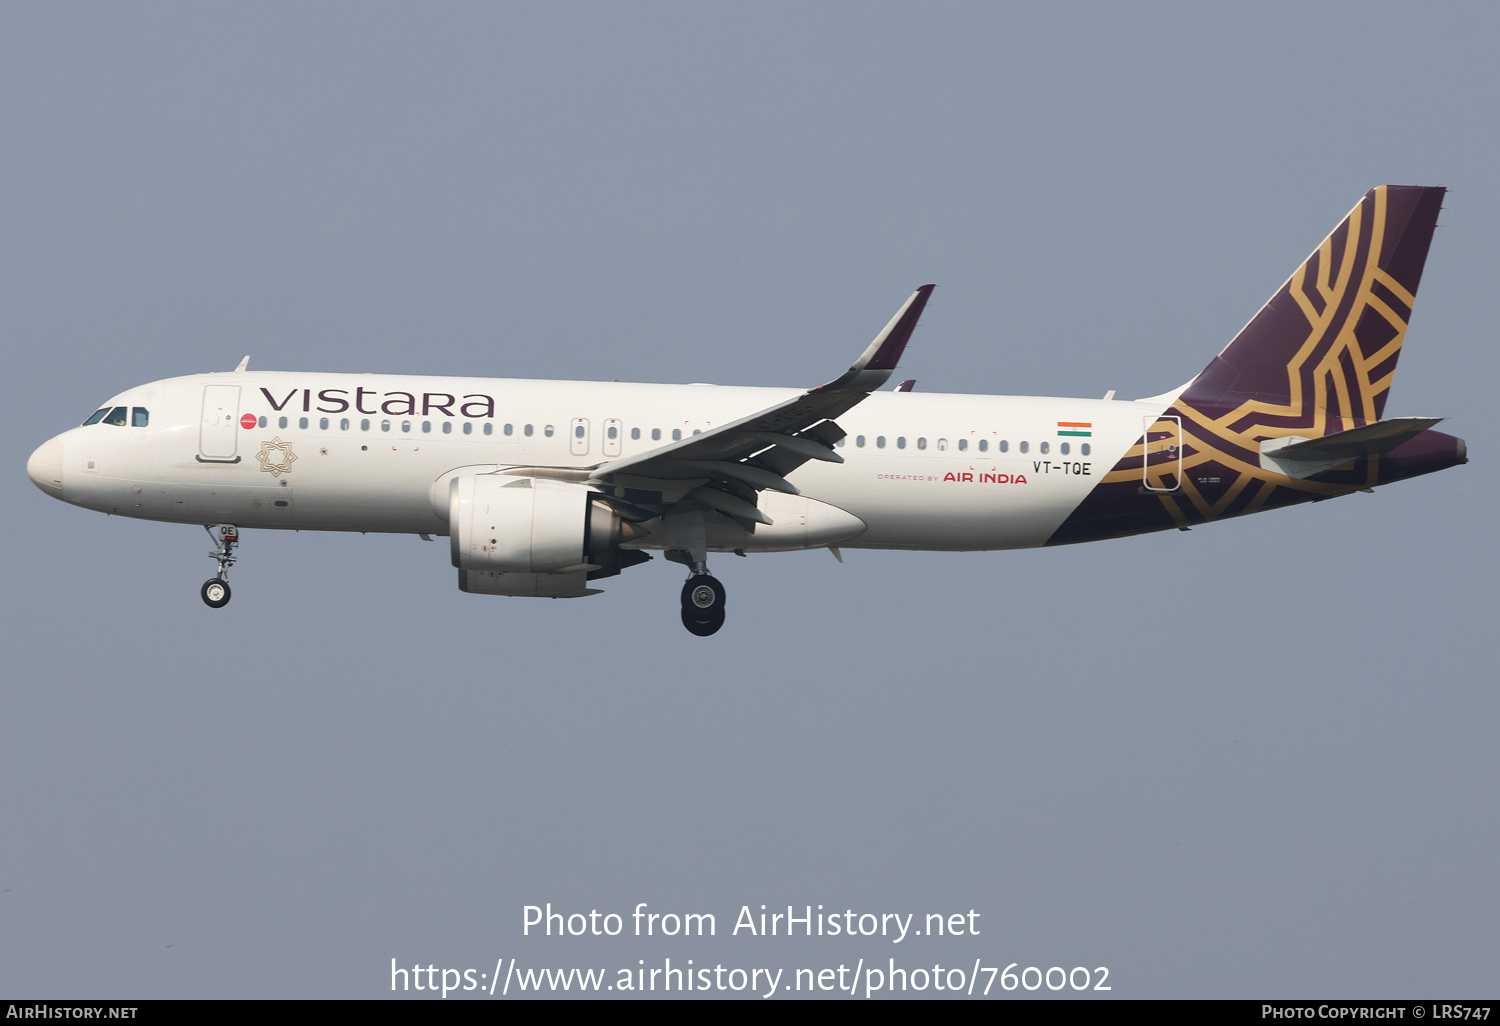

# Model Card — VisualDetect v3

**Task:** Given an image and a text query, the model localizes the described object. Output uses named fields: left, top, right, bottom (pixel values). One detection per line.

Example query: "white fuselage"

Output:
left=38, top=371, right=1171, bottom=552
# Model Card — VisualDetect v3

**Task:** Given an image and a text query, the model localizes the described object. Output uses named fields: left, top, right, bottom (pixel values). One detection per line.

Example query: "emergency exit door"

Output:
left=570, top=417, right=590, bottom=456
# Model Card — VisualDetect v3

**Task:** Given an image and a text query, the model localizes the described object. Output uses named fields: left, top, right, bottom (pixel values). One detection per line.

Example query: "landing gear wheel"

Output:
left=681, top=605, right=725, bottom=636
left=202, top=525, right=239, bottom=608
left=680, top=575, right=726, bottom=617
left=201, top=578, right=231, bottom=609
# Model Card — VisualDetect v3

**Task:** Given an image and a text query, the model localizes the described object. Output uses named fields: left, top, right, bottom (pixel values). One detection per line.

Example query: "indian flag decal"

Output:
left=1057, top=421, right=1092, bottom=437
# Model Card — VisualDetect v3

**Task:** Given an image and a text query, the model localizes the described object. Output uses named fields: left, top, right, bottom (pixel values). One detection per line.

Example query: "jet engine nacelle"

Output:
left=450, top=475, right=617, bottom=574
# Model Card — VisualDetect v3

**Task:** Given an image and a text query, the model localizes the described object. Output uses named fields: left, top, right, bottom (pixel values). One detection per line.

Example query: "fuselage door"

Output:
left=602, top=418, right=622, bottom=457
left=1142, top=415, right=1182, bottom=492
left=570, top=417, right=590, bottom=457
left=200, top=385, right=242, bottom=461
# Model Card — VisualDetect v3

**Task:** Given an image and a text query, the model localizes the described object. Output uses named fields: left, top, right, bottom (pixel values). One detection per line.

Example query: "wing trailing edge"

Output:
left=587, top=285, right=935, bottom=529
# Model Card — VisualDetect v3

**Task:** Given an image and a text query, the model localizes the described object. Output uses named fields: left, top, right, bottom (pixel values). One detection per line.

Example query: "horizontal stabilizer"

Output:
left=1263, top=417, right=1444, bottom=462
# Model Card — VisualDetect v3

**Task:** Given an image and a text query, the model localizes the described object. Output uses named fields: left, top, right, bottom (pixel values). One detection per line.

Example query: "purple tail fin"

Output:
left=1047, top=186, right=1457, bottom=547
left=1180, top=185, right=1445, bottom=433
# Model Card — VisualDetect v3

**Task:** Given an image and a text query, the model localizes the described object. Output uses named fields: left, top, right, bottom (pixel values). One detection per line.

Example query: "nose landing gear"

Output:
left=201, top=524, right=238, bottom=609
left=201, top=577, right=231, bottom=608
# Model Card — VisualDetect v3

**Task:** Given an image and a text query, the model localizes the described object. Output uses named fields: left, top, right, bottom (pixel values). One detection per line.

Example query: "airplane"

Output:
left=26, top=185, right=1466, bottom=636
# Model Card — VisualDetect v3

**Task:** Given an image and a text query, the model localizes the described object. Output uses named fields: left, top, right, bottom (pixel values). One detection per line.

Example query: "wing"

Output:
left=586, top=285, right=935, bottom=529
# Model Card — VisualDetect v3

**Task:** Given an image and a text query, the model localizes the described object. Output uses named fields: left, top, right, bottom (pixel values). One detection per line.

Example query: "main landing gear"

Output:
left=663, top=510, right=727, bottom=637
left=680, top=573, right=726, bottom=637
left=201, top=524, right=238, bottom=609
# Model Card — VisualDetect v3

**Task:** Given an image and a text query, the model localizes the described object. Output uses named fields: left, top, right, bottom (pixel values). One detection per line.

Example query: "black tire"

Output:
left=680, top=575, right=726, bottom=617
left=682, top=605, right=725, bottom=636
left=201, top=578, right=231, bottom=608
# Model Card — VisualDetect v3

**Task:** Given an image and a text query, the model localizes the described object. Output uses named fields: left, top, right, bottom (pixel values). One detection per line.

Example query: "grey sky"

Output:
left=3, top=2, right=1496, bottom=998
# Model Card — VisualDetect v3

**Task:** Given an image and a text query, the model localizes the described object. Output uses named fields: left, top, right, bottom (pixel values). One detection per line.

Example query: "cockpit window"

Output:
left=102, top=407, right=128, bottom=426
left=132, top=407, right=149, bottom=427
left=83, top=408, right=111, bottom=425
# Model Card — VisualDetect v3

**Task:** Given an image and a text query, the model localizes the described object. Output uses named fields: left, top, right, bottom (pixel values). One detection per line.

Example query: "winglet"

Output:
left=856, top=284, right=935, bottom=371
left=234, top=355, right=250, bottom=372
left=895, top=379, right=917, bottom=392
left=817, top=285, right=935, bottom=394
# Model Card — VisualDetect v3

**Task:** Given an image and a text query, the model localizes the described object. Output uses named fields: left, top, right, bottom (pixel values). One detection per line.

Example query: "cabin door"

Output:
left=199, top=385, right=242, bottom=462
left=1142, top=415, right=1182, bottom=492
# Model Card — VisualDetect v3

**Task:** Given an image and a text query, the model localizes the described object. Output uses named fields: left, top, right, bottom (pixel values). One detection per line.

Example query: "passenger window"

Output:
left=298, top=417, right=309, bottom=429
left=401, top=420, right=411, bottom=433
left=278, top=416, right=288, bottom=429
left=1019, top=441, right=1029, bottom=453
left=524, top=424, right=533, bottom=437
left=381, top=420, right=391, bottom=432
left=999, top=440, right=1008, bottom=452
left=856, top=435, right=865, bottom=447
left=504, top=423, right=513, bottom=436
left=484, top=423, right=493, bottom=435
left=361, top=419, right=371, bottom=431
left=937, top=438, right=947, bottom=451
left=575, top=425, right=585, bottom=438
left=876, top=436, right=886, bottom=448
left=897, top=436, right=906, bottom=449
left=958, top=438, right=968, bottom=451
left=442, top=422, right=451, bottom=434
left=422, top=421, right=431, bottom=433
left=1081, top=443, right=1091, bottom=456
left=132, top=407, right=149, bottom=427
left=978, top=439, right=988, bottom=452
left=340, top=418, right=349, bottom=430
left=544, top=425, right=554, bottom=437
left=607, top=425, right=618, bottom=440
left=630, top=427, right=640, bottom=440
left=1060, top=442, right=1070, bottom=455
left=84, top=408, right=111, bottom=425
left=1040, top=441, right=1049, bottom=454
left=652, top=428, right=661, bottom=441
left=463, top=422, right=473, bottom=435
left=318, top=418, right=328, bottom=430
left=672, top=429, right=682, bottom=441
left=258, top=416, right=268, bottom=428
left=917, top=437, right=926, bottom=450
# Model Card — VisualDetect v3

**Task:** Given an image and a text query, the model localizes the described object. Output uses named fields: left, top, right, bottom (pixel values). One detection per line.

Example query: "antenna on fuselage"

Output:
left=234, top=356, right=250, bottom=372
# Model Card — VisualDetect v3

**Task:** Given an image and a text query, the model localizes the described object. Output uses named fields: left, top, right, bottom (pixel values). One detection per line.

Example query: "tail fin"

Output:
left=1179, top=185, right=1444, bottom=436
left=1047, top=186, right=1454, bottom=546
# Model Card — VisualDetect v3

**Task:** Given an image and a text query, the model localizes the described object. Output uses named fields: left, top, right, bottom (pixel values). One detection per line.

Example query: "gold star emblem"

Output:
left=255, top=437, right=298, bottom=478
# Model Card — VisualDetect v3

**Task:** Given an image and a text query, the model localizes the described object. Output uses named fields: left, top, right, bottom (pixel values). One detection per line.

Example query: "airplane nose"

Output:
left=27, top=436, right=65, bottom=499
